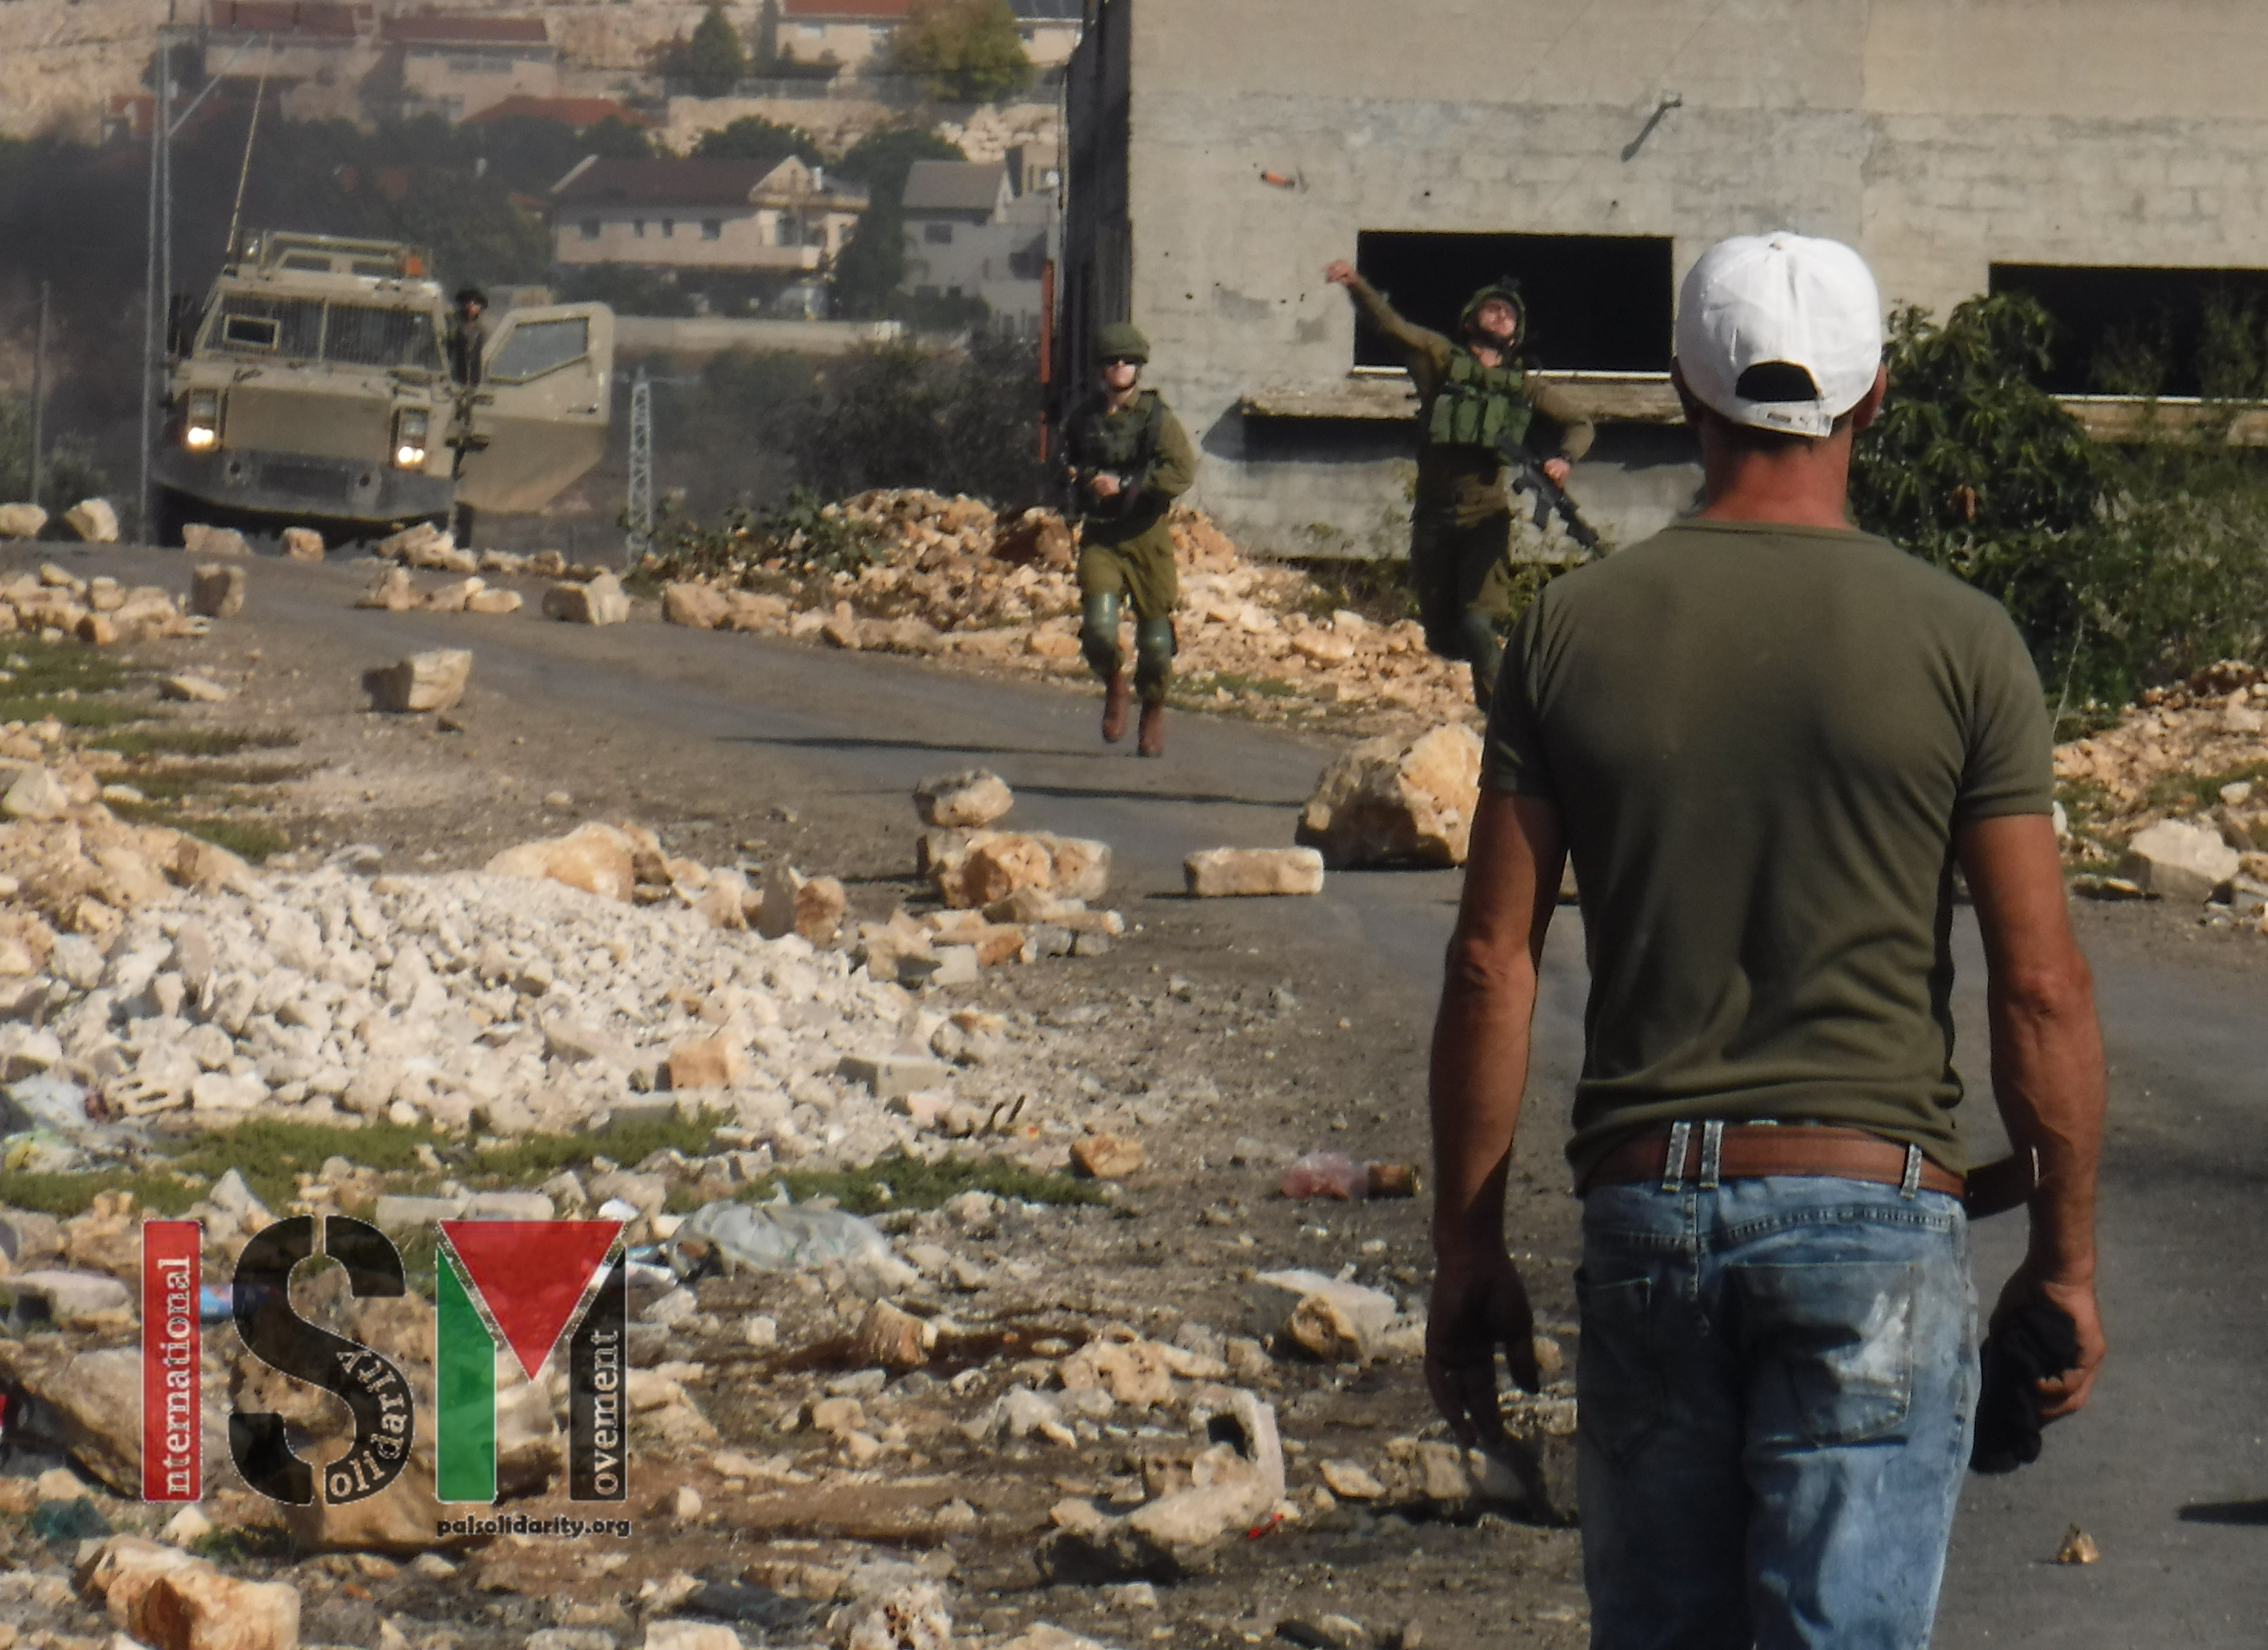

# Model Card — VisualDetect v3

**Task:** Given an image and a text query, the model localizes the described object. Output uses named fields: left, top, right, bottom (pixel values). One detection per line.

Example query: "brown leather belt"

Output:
left=1586, top=1124, right=2039, bottom=1218
left=1587, top=1123, right=1969, bottom=1200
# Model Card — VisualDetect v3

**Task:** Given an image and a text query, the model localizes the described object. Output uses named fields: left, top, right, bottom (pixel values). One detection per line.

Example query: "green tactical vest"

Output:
left=1077, top=390, right=1164, bottom=470
left=1426, top=350, right=1532, bottom=452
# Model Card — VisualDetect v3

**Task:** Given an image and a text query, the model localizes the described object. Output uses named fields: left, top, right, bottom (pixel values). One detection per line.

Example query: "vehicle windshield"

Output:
left=209, top=295, right=444, bottom=371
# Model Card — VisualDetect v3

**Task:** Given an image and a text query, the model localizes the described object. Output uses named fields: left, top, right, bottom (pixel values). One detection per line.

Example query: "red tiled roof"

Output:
left=780, top=0, right=914, bottom=18
left=554, top=158, right=778, bottom=209
left=463, top=96, right=655, bottom=129
left=383, top=14, right=549, bottom=45
left=207, top=2, right=368, bottom=38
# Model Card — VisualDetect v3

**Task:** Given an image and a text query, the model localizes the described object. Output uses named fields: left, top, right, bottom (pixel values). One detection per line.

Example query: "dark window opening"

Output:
left=1353, top=231, right=1673, bottom=373
left=1990, top=263, right=2268, bottom=398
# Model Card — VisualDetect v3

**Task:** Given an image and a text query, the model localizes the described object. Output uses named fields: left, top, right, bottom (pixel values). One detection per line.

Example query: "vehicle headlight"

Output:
left=393, top=408, right=429, bottom=470
left=183, top=389, right=220, bottom=451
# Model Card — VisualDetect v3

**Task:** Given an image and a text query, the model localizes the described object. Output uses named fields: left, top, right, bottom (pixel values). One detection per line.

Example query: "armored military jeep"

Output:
left=153, top=230, right=613, bottom=545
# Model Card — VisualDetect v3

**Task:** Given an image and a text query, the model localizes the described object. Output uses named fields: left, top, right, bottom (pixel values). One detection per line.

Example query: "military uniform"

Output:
left=1063, top=323, right=1198, bottom=732
left=449, top=290, right=489, bottom=386
left=1345, top=275, right=1594, bottom=708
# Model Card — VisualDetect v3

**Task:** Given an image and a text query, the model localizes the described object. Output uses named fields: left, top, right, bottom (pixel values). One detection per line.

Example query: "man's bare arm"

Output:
left=1957, top=812, right=2108, bottom=1417
left=1426, top=791, right=1565, bottom=1447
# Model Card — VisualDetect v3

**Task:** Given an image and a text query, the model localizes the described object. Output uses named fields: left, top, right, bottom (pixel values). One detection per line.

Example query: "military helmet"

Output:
left=1460, top=279, right=1526, bottom=342
left=1095, top=321, right=1151, bottom=363
left=455, top=286, right=489, bottom=310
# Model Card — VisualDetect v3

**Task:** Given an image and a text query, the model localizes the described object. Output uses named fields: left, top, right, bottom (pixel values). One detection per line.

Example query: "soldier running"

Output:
left=1325, top=261, right=1595, bottom=710
left=1061, top=321, right=1198, bottom=758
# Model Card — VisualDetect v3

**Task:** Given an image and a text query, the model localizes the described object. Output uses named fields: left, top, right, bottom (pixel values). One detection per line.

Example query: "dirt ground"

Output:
left=5, top=539, right=2263, bottom=1650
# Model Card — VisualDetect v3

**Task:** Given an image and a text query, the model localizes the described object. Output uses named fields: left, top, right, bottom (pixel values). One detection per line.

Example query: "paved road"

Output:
left=77, top=549, right=2268, bottom=1643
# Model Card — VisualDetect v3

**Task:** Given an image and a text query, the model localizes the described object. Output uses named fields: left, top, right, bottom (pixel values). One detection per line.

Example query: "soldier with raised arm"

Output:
left=1325, top=261, right=1595, bottom=709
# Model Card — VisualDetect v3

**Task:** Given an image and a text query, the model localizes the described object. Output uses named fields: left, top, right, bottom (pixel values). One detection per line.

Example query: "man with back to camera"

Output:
left=1324, top=259, right=1594, bottom=711
left=1424, top=231, right=2106, bottom=1647
left=1061, top=321, right=1198, bottom=758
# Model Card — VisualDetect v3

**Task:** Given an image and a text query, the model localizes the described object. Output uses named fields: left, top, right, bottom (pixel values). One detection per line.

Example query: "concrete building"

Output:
left=900, top=156, right=1056, bottom=335
left=386, top=14, right=560, bottom=124
left=203, top=1, right=383, bottom=123
left=551, top=155, right=867, bottom=275
left=1061, top=0, right=2268, bottom=558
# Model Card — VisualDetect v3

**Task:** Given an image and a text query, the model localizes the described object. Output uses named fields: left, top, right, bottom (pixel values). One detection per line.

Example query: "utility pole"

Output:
left=138, top=37, right=169, bottom=540
left=623, top=366, right=654, bottom=566
left=28, top=282, right=48, bottom=511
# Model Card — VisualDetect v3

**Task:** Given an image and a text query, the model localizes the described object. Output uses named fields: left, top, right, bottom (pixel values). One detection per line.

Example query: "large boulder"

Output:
left=929, top=831, right=1111, bottom=909
left=281, top=525, right=325, bottom=561
left=0, top=502, right=46, bottom=538
left=485, top=823, right=639, bottom=901
left=79, top=1536, right=301, bottom=1650
left=355, top=566, right=419, bottom=612
left=64, top=498, right=120, bottom=544
left=1297, top=723, right=1483, bottom=868
left=662, top=582, right=730, bottom=629
left=1037, top=1391, right=1284, bottom=1580
left=364, top=649, right=471, bottom=713
left=188, top=563, right=246, bottom=619
left=180, top=523, right=249, bottom=558
left=543, top=572, right=630, bottom=625
left=914, top=768, right=1015, bottom=829
left=2119, top=817, right=2240, bottom=903
left=1184, top=847, right=1325, bottom=897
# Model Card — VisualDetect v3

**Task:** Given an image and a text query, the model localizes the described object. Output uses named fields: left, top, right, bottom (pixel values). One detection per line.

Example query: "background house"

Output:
left=899, top=155, right=1056, bottom=335
left=386, top=14, right=560, bottom=124
left=773, top=0, right=909, bottom=77
left=1062, top=0, right=2268, bottom=558
left=551, top=155, right=868, bottom=288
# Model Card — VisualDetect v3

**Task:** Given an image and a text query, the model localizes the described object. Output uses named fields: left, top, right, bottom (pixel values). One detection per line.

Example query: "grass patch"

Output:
left=189, top=1526, right=296, bottom=1564
left=95, top=726, right=299, bottom=759
left=0, top=1168, right=204, bottom=1219
left=0, top=635, right=135, bottom=698
left=0, top=694, right=151, bottom=728
left=738, top=1153, right=1105, bottom=1215
left=1283, top=555, right=1419, bottom=628
left=125, top=761, right=310, bottom=803
left=2142, top=759, right=2268, bottom=818
left=105, top=805, right=296, bottom=863
left=470, top=1109, right=730, bottom=1183
left=1195, top=671, right=1301, bottom=700
left=160, top=1117, right=448, bottom=1211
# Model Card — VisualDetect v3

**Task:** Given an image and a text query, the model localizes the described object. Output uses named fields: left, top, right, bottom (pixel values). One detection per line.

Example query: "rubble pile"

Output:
left=368, top=521, right=617, bottom=587
left=653, top=490, right=1480, bottom=733
left=1, top=562, right=198, bottom=647
left=2054, top=660, right=2268, bottom=927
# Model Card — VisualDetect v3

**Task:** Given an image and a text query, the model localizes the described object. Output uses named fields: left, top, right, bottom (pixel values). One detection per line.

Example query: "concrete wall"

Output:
left=556, top=205, right=855, bottom=270
left=1080, top=0, right=2268, bottom=556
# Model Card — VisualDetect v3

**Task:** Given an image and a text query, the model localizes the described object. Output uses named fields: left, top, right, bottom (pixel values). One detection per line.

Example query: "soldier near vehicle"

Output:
left=1324, top=260, right=1596, bottom=710
left=1061, top=321, right=1198, bottom=758
left=449, top=286, right=489, bottom=386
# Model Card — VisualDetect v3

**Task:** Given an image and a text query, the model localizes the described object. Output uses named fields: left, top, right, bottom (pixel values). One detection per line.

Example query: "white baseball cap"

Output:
left=1674, top=232, right=1884, bottom=438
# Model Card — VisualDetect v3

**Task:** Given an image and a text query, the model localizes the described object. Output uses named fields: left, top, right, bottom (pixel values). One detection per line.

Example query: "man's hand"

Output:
left=1541, top=458, right=1571, bottom=486
left=1323, top=259, right=1358, bottom=287
left=1425, top=1247, right=1542, bottom=1453
left=1993, top=1261, right=2106, bottom=1419
left=1086, top=473, right=1123, bottom=499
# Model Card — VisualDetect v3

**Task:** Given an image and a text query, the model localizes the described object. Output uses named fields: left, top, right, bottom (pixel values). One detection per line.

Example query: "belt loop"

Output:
left=1660, top=1121, right=1692, bottom=1192
left=1699, top=1120, right=1725, bottom=1190
left=1900, top=1143, right=1922, bottom=1199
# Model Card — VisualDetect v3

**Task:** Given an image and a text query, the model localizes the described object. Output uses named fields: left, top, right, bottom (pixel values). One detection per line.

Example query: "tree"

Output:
left=693, top=115, right=822, bottom=167
left=797, top=335, right=1044, bottom=505
left=829, top=127, right=965, bottom=317
left=580, top=115, right=655, bottom=160
left=679, top=2, right=750, bottom=97
left=888, top=0, right=1034, bottom=104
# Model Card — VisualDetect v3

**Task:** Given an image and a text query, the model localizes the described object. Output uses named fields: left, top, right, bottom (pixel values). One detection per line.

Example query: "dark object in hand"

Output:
left=1971, top=1295, right=2081, bottom=1474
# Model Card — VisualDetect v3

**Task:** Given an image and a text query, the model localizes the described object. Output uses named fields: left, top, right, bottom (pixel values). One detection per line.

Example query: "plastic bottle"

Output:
left=1280, top=1151, right=1420, bottom=1200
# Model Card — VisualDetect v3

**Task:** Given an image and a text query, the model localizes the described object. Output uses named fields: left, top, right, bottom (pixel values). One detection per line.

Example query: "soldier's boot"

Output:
left=1100, top=671, right=1131, bottom=743
left=1454, top=606, right=1504, bottom=713
left=1133, top=617, right=1174, bottom=758
left=1137, top=700, right=1166, bottom=758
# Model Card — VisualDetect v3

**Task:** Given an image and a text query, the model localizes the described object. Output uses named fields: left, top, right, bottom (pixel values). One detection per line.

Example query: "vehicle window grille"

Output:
left=324, top=304, right=444, bottom=370
left=214, top=296, right=324, bottom=358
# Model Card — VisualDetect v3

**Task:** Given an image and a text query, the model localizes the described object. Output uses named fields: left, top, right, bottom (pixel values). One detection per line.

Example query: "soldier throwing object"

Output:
left=1063, top=322, right=1198, bottom=758
left=1325, top=261, right=1594, bottom=710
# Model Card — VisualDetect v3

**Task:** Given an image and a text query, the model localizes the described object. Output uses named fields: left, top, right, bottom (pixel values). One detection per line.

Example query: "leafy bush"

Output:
left=796, top=334, right=1045, bottom=507
left=888, top=0, right=1035, bottom=104
left=1852, top=292, right=2268, bottom=706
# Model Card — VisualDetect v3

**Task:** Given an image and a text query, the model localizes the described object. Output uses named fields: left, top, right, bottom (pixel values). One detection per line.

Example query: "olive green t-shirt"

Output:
left=1482, top=517, right=2055, bottom=1181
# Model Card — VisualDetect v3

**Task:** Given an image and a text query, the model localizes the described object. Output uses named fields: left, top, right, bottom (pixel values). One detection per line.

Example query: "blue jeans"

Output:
left=1577, top=1174, right=1980, bottom=1650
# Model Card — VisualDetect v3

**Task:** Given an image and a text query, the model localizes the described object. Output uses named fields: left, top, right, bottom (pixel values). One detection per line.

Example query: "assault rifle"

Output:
left=1503, top=447, right=1602, bottom=554
left=1066, top=464, right=1144, bottom=521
